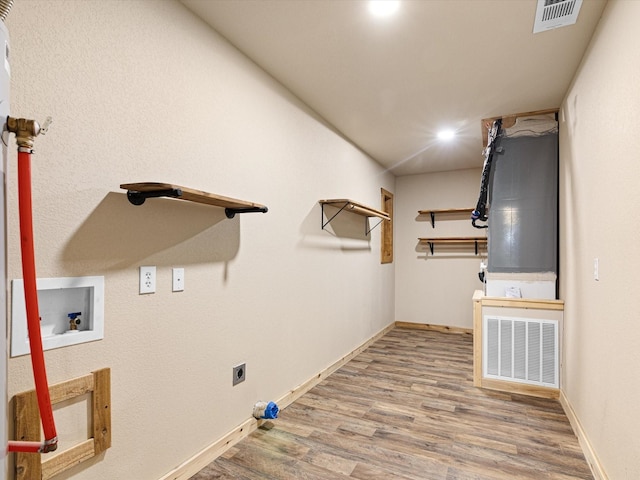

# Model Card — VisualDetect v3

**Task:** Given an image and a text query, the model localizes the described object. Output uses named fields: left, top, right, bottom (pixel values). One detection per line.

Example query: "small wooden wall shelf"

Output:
left=120, top=182, right=268, bottom=218
left=319, top=199, right=390, bottom=234
left=418, top=208, right=474, bottom=227
left=418, top=236, right=487, bottom=255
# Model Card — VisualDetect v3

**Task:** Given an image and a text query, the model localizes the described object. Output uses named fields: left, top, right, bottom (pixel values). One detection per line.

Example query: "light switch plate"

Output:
left=172, top=268, right=184, bottom=292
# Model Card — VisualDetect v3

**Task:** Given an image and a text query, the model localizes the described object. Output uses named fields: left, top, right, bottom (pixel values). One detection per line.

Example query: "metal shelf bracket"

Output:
left=126, top=188, right=182, bottom=206
left=225, top=206, right=269, bottom=218
left=321, top=202, right=384, bottom=235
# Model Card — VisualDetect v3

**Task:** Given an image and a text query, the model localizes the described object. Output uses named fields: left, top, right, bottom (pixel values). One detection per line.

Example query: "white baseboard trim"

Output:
left=159, top=322, right=395, bottom=480
left=559, top=389, right=608, bottom=480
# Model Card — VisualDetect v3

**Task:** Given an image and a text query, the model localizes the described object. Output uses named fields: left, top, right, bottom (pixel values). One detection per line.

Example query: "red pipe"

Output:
left=7, top=441, right=43, bottom=454
left=7, top=150, right=58, bottom=454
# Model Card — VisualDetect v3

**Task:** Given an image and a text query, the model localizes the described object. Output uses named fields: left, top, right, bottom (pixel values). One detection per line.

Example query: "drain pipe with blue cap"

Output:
left=253, top=401, right=279, bottom=420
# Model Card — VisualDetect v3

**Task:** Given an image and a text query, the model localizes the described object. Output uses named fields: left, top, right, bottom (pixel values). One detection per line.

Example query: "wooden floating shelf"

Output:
left=319, top=199, right=390, bottom=235
left=418, top=208, right=474, bottom=227
left=418, top=236, right=487, bottom=255
left=120, top=182, right=268, bottom=218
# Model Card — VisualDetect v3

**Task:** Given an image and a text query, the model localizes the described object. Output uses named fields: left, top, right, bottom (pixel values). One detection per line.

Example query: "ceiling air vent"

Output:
left=533, top=0, right=583, bottom=34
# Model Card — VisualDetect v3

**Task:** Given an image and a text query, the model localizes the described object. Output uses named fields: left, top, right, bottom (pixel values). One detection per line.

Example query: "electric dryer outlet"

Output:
left=233, top=363, right=246, bottom=386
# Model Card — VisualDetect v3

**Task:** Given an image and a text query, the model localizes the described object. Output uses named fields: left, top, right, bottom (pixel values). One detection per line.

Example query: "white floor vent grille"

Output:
left=483, top=316, right=558, bottom=388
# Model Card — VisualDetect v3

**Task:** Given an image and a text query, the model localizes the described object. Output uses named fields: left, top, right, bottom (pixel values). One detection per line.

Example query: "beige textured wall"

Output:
left=395, top=169, right=483, bottom=329
left=559, top=1, right=640, bottom=478
left=5, top=1, right=394, bottom=478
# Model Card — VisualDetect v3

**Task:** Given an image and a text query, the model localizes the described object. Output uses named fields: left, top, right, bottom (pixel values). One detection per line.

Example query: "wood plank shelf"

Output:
left=319, top=199, right=390, bottom=235
left=418, top=236, right=487, bottom=255
left=120, top=182, right=268, bottom=218
left=418, top=208, right=474, bottom=227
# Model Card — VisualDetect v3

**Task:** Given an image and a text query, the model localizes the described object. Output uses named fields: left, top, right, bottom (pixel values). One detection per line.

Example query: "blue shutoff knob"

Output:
left=67, top=312, right=82, bottom=330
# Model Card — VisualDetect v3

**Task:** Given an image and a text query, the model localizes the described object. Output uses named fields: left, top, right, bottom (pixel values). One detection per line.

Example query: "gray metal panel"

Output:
left=488, top=132, right=558, bottom=273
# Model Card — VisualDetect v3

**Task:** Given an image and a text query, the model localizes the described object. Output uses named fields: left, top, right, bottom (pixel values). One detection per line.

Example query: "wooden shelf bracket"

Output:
left=319, top=199, right=390, bottom=235
left=120, top=183, right=268, bottom=218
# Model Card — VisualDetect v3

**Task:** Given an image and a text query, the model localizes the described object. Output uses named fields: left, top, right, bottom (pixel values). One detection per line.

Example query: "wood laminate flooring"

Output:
left=191, top=327, right=592, bottom=480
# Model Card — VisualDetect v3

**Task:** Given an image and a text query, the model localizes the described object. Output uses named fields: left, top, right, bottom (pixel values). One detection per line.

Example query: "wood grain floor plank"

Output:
left=350, top=462, right=417, bottom=480
left=190, top=328, right=592, bottom=480
left=303, top=451, right=357, bottom=476
left=189, top=456, right=273, bottom=480
left=227, top=441, right=352, bottom=480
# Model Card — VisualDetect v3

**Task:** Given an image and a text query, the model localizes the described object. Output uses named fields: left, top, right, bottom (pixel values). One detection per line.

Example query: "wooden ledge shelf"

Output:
left=418, top=208, right=474, bottom=227
left=418, top=236, right=487, bottom=255
left=120, top=182, right=268, bottom=218
left=319, top=199, right=390, bottom=235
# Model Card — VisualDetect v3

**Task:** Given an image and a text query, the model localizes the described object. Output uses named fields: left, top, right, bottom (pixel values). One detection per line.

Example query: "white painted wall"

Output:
left=395, top=169, right=484, bottom=329
left=5, top=1, right=394, bottom=478
left=559, top=1, right=640, bottom=478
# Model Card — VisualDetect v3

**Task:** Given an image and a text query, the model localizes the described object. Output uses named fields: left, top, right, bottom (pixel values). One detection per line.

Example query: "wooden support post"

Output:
left=92, top=368, right=112, bottom=455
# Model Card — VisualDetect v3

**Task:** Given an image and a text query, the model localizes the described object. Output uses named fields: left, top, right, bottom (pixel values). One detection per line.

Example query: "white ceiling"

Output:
left=181, top=0, right=607, bottom=176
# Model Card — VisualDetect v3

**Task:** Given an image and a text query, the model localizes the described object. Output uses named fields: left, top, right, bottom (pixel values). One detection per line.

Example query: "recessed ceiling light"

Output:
left=368, top=0, right=400, bottom=17
left=437, top=129, right=455, bottom=141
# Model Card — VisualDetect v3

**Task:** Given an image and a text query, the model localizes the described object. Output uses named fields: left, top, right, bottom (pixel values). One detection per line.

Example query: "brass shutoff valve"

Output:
left=68, top=312, right=82, bottom=331
left=6, top=116, right=51, bottom=152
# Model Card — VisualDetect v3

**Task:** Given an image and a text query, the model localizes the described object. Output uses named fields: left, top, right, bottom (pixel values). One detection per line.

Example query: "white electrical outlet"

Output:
left=139, top=266, right=156, bottom=294
left=172, top=268, right=184, bottom=292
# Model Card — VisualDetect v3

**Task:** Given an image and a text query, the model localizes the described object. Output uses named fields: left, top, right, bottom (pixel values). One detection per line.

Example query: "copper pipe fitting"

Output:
left=6, top=116, right=51, bottom=152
